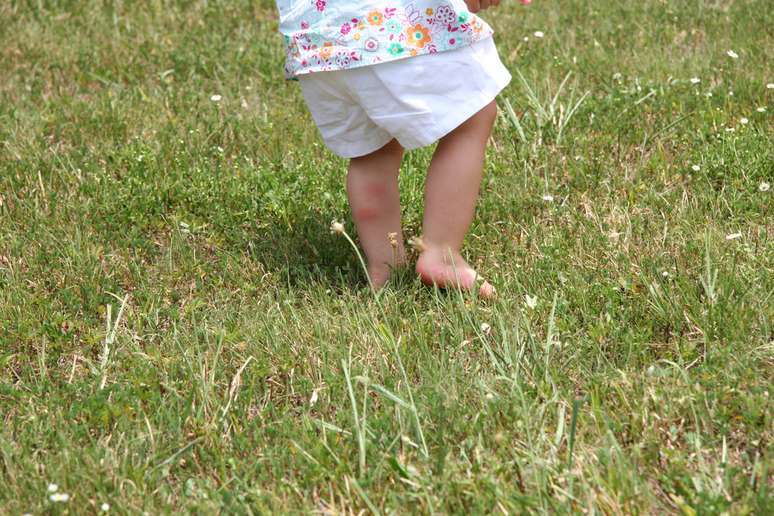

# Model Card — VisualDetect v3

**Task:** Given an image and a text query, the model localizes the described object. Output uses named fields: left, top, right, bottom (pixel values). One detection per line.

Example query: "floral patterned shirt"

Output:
left=276, top=1, right=495, bottom=78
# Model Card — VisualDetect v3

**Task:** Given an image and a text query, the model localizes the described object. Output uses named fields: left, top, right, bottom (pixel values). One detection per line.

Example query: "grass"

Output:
left=1, top=0, right=772, bottom=513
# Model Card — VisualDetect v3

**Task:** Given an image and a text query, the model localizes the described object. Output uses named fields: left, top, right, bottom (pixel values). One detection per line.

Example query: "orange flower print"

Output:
left=367, top=10, right=383, bottom=25
left=425, top=7, right=434, bottom=15
left=405, top=23, right=431, bottom=48
left=319, top=42, right=333, bottom=60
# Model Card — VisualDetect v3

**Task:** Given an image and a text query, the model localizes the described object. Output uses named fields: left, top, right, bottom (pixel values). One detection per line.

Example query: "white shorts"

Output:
left=298, top=37, right=511, bottom=158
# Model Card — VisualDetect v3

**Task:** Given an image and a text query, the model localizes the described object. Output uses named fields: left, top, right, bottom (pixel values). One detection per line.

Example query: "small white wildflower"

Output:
left=767, top=83, right=774, bottom=89
left=740, top=117, right=749, bottom=125
left=101, top=503, right=111, bottom=512
left=646, top=365, right=656, bottom=376
left=542, top=194, right=554, bottom=202
left=525, top=295, right=538, bottom=309
left=330, top=220, right=345, bottom=234
left=480, top=322, right=492, bottom=335
left=612, top=72, right=622, bottom=81
left=689, top=77, right=701, bottom=84
left=48, top=483, right=58, bottom=493
left=50, top=493, right=70, bottom=503
left=726, top=50, right=739, bottom=59
left=523, top=36, right=529, bottom=42
left=728, top=91, right=734, bottom=96
left=725, top=127, right=736, bottom=132
left=725, top=232, right=742, bottom=240
left=756, top=107, right=766, bottom=113
left=705, top=92, right=713, bottom=97
left=309, top=389, right=319, bottom=406
left=691, top=164, right=701, bottom=172
left=661, top=271, right=670, bottom=278
left=485, top=392, right=495, bottom=400
left=533, top=31, right=545, bottom=38
left=210, top=94, right=222, bottom=102
left=759, top=182, right=771, bottom=192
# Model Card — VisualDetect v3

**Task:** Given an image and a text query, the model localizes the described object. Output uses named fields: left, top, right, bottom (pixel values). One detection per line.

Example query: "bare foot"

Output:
left=415, top=245, right=495, bottom=298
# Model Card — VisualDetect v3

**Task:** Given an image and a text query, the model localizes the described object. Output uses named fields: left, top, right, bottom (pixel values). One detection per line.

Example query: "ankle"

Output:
left=415, top=240, right=461, bottom=262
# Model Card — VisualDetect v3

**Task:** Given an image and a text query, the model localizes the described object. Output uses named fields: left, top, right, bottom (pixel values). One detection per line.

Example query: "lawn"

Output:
left=1, top=0, right=772, bottom=513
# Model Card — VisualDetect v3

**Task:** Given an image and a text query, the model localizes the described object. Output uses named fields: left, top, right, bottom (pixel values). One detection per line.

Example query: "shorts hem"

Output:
left=399, top=66, right=511, bottom=150
left=326, top=133, right=394, bottom=159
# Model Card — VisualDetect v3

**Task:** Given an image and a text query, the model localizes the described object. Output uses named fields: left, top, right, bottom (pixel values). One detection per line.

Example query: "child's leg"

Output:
left=416, top=100, right=498, bottom=297
left=347, top=138, right=407, bottom=287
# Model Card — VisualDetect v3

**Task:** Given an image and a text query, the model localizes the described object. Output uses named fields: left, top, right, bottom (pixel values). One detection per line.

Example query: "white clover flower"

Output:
left=726, top=50, right=739, bottom=59
left=101, top=503, right=111, bottom=512
left=740, top=117, right=749, bottom=125
left=759, top=182, right=771, bottom=192
left=48, top=483, right=58, bottom=493
left=533, top=31, right=545, bottom=38
left=210, top=94, right=222, bottom=102
left=50, top=493, right=70, bottom=503
left=725, top=232, right=742, bottom=240
left=542, top=194, right=554, bottom=202
left=691, top=164, right=701, bottom=172
left=525, top=295, right=538, bottom=309
left=689, top=77, right=701, bottom=84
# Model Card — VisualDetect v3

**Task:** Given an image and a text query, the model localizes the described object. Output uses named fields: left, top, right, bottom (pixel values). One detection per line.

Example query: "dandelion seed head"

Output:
left=329, top=221, right=344, bottom=235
